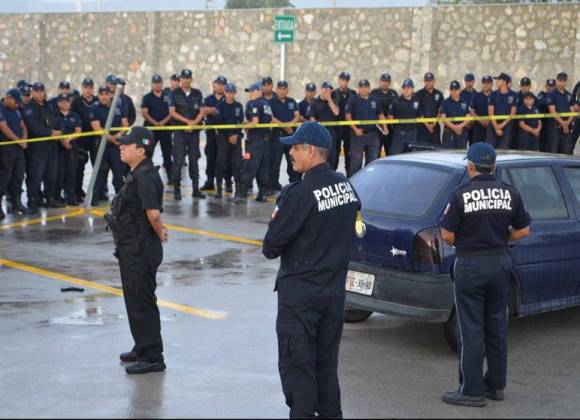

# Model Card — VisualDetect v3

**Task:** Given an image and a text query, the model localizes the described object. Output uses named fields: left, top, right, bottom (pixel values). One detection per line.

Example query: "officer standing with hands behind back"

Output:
left=439, top=142, right=531, bottom=407
left=106, top=126, right=168, bottom=375
left=263, top=121, right=360, bottom=418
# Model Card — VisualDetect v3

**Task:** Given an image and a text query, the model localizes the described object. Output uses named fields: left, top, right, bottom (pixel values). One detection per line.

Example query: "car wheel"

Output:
left=344, top=309, right=373, bottom=323
left=443, top=309, right=459, bottom=353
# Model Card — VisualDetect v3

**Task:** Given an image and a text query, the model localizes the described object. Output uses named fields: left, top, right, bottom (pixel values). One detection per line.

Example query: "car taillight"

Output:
left=413, top=227, right=443, bottom=268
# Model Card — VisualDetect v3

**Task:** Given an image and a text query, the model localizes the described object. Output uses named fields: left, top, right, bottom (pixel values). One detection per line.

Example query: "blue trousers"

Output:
left=442, top=128, right=468, bottom=149
left=26, top=143, right=58, bottom=201
left=172, top=131, right=201, bottom=186
left=241, top=133, right=269, bottom=190
left=0, top=145, right=26, bottom=197
left=269, top=130, right=300, bottom=187
left=486, top=122, right=512, bottom=150
left=453, top=251, right=512, bottom=397
left=94, top=143, right=128, bottom=196
left=391, top=127, right=417, bottom=155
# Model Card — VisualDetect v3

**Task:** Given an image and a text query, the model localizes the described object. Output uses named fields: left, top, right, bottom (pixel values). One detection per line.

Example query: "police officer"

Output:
left=55, top=93, right=82, bottom=205
left=345, top=79, right=386, bottom=176
left=332, top=72, right=356, bottom=174
left=516, top=92, right=541, bottom=151
left=416, top=72, right=443, bottom=145
left=201, top=75, right=227, bottom=192
left=71, top=77, right=99, bottom=202
left=19, top=84, right=32, bottom=109
left=461, top=73, right=477, bottom=145
left=298, top=83, right=316, bottom=122
left=48, top=80, right=71, bottom=111
left=487, top=73, right=517, bottom=149
left=439, top=142, right=530, bottom=407
left=24, top=82, right=62, bottom=212
left=511, top=77, right=535, bottom=149
left=546, top=72, right=576, bottom=155
left=536, top=79, right=556, bottom=152
left=572, top=80, right=580, bottom=148
left=214, top=83, right=244, bottom=199
left=235, top=82, right=273, bottom=203
left=370, top=73, right=398, bottom=156
left=168, top=69, right=206, bottom=200
left=270, top=80, right=301, bottom=191
left=470, top=75, right=493, bottom=144
left=441, top=81, right=471, bottom=149
left=105, top=74, right=129, bottom=118
left=388, top=79, right=420, bottom=154
left=106, top=126, right=167, bottom=375
left=0, top=89, right=29, bottom=218
left=118, top=78, right=137, bottom=126
left=307, top=81, right=339, bottom=168
left=262, top=121, right=360, bottom=418
left=141, top=75, right=173, bottom=184
left=262, top=76, right=277, bottom=104
left=89, top=86, right=129, bottom=205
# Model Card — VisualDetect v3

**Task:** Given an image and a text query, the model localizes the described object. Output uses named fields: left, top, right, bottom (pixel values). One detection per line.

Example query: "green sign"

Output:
left=274, top=15, right=295, bottom=44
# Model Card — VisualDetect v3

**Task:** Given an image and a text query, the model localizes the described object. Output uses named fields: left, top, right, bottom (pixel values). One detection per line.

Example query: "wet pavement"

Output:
left=2, top=152, right=580, bottom=418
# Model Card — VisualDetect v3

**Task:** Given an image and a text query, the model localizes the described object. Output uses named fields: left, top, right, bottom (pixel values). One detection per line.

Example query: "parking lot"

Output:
left=2, top=156, right=580, bottom=419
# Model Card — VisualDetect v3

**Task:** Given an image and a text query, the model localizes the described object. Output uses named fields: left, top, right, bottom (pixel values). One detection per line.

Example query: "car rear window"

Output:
left=350, top=161, right=454, bottom=218
left=563, top=167, right=580, bottom=203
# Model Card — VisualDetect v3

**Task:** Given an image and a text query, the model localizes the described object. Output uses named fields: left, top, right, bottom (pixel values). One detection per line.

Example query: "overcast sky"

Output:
left=1, top=0, right=430, bottom=14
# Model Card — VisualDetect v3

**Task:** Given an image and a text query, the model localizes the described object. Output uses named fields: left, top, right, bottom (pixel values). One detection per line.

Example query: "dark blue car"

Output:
left=345, top=150, right=580, bottom=350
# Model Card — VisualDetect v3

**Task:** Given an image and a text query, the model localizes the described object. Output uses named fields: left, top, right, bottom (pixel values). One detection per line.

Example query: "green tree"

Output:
left=225, top=0, right=294, bottom=8
left=436, top=0, right=572, bottom=4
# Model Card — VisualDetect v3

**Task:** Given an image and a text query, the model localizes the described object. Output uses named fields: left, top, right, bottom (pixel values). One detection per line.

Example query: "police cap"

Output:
left=546, top=79, right=556, bottom=87
left=464, top=73, right=475, bottom=82
left=305, top=83, right=316, bottom=92
left=424, top=72, right=435, bottom=81
left=170, top=73, right=180, bottom=81
left=98, top=86, right=111, bottom=94
left=82, top=77, right=94, bottom=87
left=245, top=82, right=262, bottom=92
left=277, top=80, right=289, bottom=88
left=380, top=73, right=391, bottom=82
left=118, top=126, right=155, bottom=153
left=520, top=77, right=531, bottom=86
left=19, top=85, right=31, bottom=96
left=450, top=80, right=461, bottom=90
left=57, top=93, right=71, bottom=102
left=522, top=92, right=535, bottom=100
left=280, top=121, right=331, bottom=149
left=117, top=78, right=127, bottom=85
left=6, top=88, right=22, bottom=103
left=32, top=82, right=45, bottom=91
left=180, top=69, right=193, bottom=79
left=16, top=80, right=29, bottom=90
left=482, top=75, right=493, bottom=84
left=321, top=81, right=333, bottom=90
left=494, top=72, right=511, bottom=83
left=151, top=74, right=163, bottom=83
left=358, top=79, right=370, bottom=87
left=339, top=71, right=351, bottom=81
left=105, top=74, right=117, bottom=84
left=58, top=80, right=70, bottom=90
left=224, top=83, right=237, bottom=93
left=214, top=75, right=227, bottom=85
left=556, top=72, right=568, bottom=81
left=262, top=76, right=273, bottom=85
left=465, top=142, right=496, bottom=166
left=402, top=79, right=414, bottom=89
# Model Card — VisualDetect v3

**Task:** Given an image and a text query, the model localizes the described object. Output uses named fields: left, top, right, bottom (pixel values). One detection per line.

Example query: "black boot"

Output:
left=231, top=183, right=247, bottom=203
left=192, top=185, right=206, bottom=199
left=225, top=179, right=233, bottom=193
left=27, top=198, right=40, bottom=214
left=0, top=195, right=5, bottom=220
left=9, top=194, right=28, bottom=214
left=255, top=189, right=267, bottom=203
left=174, top=185, right=182, bottom=201
left=214, top=178, right=223, bottom=199
left=47, top=197, right=66, bottom=208
left=200, top=178, right=214, bottom=192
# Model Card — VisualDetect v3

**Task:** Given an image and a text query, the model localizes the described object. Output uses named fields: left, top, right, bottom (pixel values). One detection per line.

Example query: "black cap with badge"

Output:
left=118, top=126, right=155, bottom=154
left=151, top=74, right=163, bottom=83
left=358, top=79, right=370, bottom=87
left=450, top=80, right=461, bottom=90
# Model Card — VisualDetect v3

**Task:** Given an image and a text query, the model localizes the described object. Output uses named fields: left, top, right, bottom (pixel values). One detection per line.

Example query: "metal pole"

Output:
left=280, top=43, right=286, bottom=81
left=76, top=0, right=82, bottom=12
left=84, top=86, right=122, bottom=210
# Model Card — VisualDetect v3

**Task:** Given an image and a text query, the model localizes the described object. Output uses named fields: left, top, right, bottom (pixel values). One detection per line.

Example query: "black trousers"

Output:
left=117, top=235, right=164, bottom=363
left=240, top=133, right=269, bottom=190
left=26, top=143, right=58, bottom=201
left=334, top=126, right=351, bottom=173
left=216, top=133, right=242, bottom=182
left=56, top=143, right=80, bottom=199
left=269, top=130, right=300, bottom=187
left=75, top=137, right=98, bottom=197
left=94, top=143, right=128, bottom=196
left=453, top=251, right=511, bottom=397
left=172, top=131, right=201, bottom=187
left=153, top=130, right=173, bottom=182
left=545, top=121, right=573, bottom=155
left=205, top=129, right=218, bottom=181
left=442, top=128, right=468, bottom=149
left=517, top=130, right=540, bottom=151
left=391, top=127, right=418, bottom=155
left=472, top=123, right=488, bottom=144
left=277, top=300, right=344, bottom=419
left=0, top=145, right=26, bottom=197
left=418, top=124, right=441, bottom=145
left=486, top=122, right=512, bottom=150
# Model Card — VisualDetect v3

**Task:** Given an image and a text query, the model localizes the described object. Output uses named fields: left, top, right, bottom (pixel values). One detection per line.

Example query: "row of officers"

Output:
left=0, top=70, right=579, bottom=219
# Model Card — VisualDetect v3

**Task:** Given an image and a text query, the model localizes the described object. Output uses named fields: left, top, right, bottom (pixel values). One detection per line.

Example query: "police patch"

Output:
left=444, top=202, right=451, bottom=215
left=271, top=205, right=279, bottom=220
left=252, top=107, right=258, bottom=113
left=413, top=102, right=419, bottom=109
left=435, top=94, right=440, bottom=101
left=461, top=103, right=467, bottom=110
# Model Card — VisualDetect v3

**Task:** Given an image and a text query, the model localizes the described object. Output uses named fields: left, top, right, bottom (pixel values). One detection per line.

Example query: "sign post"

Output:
left=274, top=15, right=295, bottom=82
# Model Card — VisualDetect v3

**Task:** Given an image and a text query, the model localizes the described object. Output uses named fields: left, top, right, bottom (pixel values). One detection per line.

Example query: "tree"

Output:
left=436, top=0, right=572, bottom=4
left=225, top=0, right=294, bottom=9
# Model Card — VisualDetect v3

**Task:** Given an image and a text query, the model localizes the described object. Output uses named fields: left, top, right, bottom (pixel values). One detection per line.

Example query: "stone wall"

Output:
left=0, top=3, right=577, bottom=102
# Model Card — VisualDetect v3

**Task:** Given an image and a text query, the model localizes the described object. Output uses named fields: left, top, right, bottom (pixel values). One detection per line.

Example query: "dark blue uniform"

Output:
left=332, top=88, right=356, bottom=173
left=440, top=174, right=530, bottom=399
left=89, top=102, right=129, bottom=195
left=0, top=105, right=26, bottom=206
left=535, top=90, right=550, bottom=152
left=441, top=97, right=470, bottom=149
left=460, top=88, right=477, bottom=145
left=516, top=104, right=540, bottom=151
left=307, top=97, right=338, bottom=167
left=469, top=91, right=491, bottom=144
left=241, top=98, right=273, bottom=193
left=141, top=91, right=173, bottom=181
left=120, top=93, right=136, bottom=126
left=203, top=93, right=224, bottom=187
left=486, top=89, right=517, bottom=149
left=71, top=94, right=98, bottom=198
left=345, top=94, right=382, bottom=176
left=214, top=99, right=244, bottom=186
left=388, top=95, right=421, bottom=155
left=416, top=87, right=444, bottom=144
left=55, top=110, right=81, bottom=202
left=298, top=98, right=311, bottom=120
left=270, top=97, right=300, bottom=188
left=370, top=87, right=398, bottom=156
left=263, top=162, right=360, bottom=418
left=545, top=88, right=575, bottom=154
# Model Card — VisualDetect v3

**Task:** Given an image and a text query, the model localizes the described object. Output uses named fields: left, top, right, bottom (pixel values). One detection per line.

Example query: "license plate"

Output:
left=346, top=270, right=375, bottom=296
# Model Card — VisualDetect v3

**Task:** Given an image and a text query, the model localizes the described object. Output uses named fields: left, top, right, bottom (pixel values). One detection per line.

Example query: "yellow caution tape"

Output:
left=0, top=112, right=577, bottom=147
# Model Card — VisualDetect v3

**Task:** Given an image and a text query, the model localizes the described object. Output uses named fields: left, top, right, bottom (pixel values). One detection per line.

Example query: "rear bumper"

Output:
left=345, top=261, right=454, bottom=323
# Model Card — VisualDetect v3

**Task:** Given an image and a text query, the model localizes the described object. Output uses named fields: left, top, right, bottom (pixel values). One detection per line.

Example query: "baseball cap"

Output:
left=16, top=80, right=29, bottom=90
left=464, top=73, right=475, bottom=82
left=151, top=75, right=163, bottom=83
left=450, top=80, right=461, bottom=90
left=402, top=79, right=414, bottom=89
left=105, top=74, right=117, bottom=84
left=280, top=121, right=332, bottom=149
left=98, top=86, right=111, bottom=94
left=32, top=82, right=45, bottom=91
left=180, top=69, right=193, bottom=79
left=520, top=77, right=531, bottom=86
left=277, top=80, right=289, bottom=88
left=358, top=79, right=370, bottom=87
left=245, top=82, right=262, bottom=92
left=494, top=72, right=512, bottom=83
left=224, top=83, right=237, bottom=93
left=262, top=76, right=273, bottom=85
left=82, top=77, right=94, bottom=87
left=482, top=75, right=493, bottom=83
left=57, top=93, right=71, bottom=102
left=6, top=88, right=22, bottom=103
left=556, top=72, right=568, bottom=81
left=321, top=81, right=333, bottom=90
left=546, top=79, right=556, bottom=87
left=19, top=85, right=31, bottom=96
left=170, top=73, right=180, bottom=81
left=380, top=73, right=391, bottom=82
left=58, top=80, right=70, bottom=90
left=305, top=83, right=316, bottom=92
left=523, top=92, right=535, bottom=100
left=339, top=71, right=351, bottom=81
left=118, top=126, right=155, bottom=153
left=424, top=72, right=435, bottom=81
left=117, top=78, right=127, bottom=85
left=214, top=76, right=227, bottom=85
left=465, top=142, right=496, bottom=166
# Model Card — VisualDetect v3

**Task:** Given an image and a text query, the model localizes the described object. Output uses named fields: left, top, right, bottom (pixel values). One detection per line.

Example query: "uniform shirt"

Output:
left=307, top=97, right=337, bottom=122
left=133, top=159, right=164, bottom=212
left=516, top=104, right=540, bottom=129
left=332, top=88, right=356, bottom=119
left=345, top=94, right=382, bottom=133
left=441, top=96, right=470, bottom=126
left=460, top=88, right=477, bottom=108
left=215, top=99, right=244, bottom=136
left=470, top=91, right=491, bottom=117
left=89, top=102, right=127, bottom=134
left=416, top=88, right=444, bottom=118
left=245, top=97, right=273, bottom=136
left=487, top=89, right=517, bottom=116
left=536, top=91, right=550, bottom=114
left=204, top=93, right=225, bottom=125
left=370, top=88, right=398, bottom=117
left=24, top=100, right=58, bottom=140
left=141, top=91, right=170, bottom=126
left=439, top=174, right=531, bottom=253
left=169, top=87, right=204, bottom=125
left=388, top=95, right=421, bottom=131
left=71, top=95, right=98, bottom=132
left=56, top=110, right=81, bottom=135
left=120, top=93, right=136, bottom=126
left=298, top=98, right=311, bottom=119
left=272, top=96, right=299, bottom=123
left=262, top=162, right=360, bottom=306
left=546, top=89, right=575, bottom=121
left=0, top=105, right=24, bottom=140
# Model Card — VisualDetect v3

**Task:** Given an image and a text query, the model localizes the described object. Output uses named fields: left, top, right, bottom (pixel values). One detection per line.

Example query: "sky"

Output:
left=0, top=0, right=430, bottom=14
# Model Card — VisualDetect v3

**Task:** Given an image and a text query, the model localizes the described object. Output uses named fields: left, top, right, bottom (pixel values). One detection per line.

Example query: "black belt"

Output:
left=455, top=247, right=506, bottom=257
